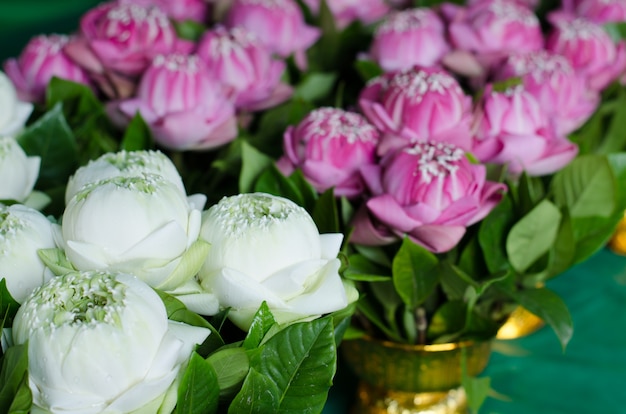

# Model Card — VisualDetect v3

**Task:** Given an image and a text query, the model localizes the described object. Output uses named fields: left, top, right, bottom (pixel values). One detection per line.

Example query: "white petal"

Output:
left=319, top=233, right=343, bottom=259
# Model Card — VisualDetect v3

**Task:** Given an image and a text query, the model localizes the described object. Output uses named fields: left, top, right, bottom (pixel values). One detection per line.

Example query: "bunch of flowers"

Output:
left=2, top=0, right=626, bottom=412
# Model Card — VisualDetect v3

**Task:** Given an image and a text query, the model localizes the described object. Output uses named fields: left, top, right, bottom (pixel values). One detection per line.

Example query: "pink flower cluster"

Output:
left=279, top=0, right=626, bottom=253
left=3, top=0, right=320, bottom=150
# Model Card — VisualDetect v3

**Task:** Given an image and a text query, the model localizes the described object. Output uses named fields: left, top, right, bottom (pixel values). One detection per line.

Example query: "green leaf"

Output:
left=551, top=154, right=615, bottom=218
left=353, top=244, right=391, bottom=267
left=596, top=87, right=626, bottom=154
left=287, top=170, right=318, bottom=212
left=45, top=77, right=101, bottom=119
left=516, top=172, right=545, bottom=214
left=206, top=347, right=250, bottom=398
left=439, top=262, right=471, bottom=301
left=243, top=302, right=276, bottom=350
left=501, top=287, right=573, bottom=350
left=0, top=344, right=30, bottom=414
left=177, top=352, right=219, bottom=414
left=252, top=100, right=314, bottom=158
left=344, top=254, right=390, bottom=281
left=545, top=211, right=576, bottom=279
left=254, top=165, right=305, bottom=206
left=478, top=195, right=515, bottom=274
left=312, top=189, right=339, bottom=233
left=229, top=317, right=336, bottom=413
left=353, top=60, right=383, bottom=82
left=462, top=370, right=491, bottom=414
left=392, top=238, right=440, bottom=309
left=172, top=19, right=206, bottom=41
left=506, top=200, right=562, bottom=273
left=293, top=72, right=338, bottom=102
left=17, top=103, right=79, bottom=189
left=0, top=280, right=20, bottom=331
left=239, top=140, right=274, bottom=193
left=7, top=372, right=31, bottom=414
left=120, top=112, right=153, bottom=151
left=427, top=300, right=467, bottom=340
left=355, top=296, right=404, bottom=343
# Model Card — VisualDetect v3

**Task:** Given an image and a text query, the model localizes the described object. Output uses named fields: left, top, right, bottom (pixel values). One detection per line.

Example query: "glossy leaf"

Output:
left=177, top=352, right=219, bottom=414
left=17, top=103, right=78, bottom=189
left=229, top=317, right=336, bottom=413
left=0, top=344, right=30, bottom=414
left=294, top=72, right=338, bottom=103
left=478, top=195, right=514, bottom=274
left=254, top=165, right=305, bottom=206
left=243, top=302, right=276, bottom=350
left=551, top=155, right=615, bottom=218
left=506, top=200, right=562, bottom=273
left=312, top=189, right=339, bottom=233
left=206, top=347, right=249, bottom=398
left=239, top=140, right=274, bottom=193
left=502, top=287, right=573, bottom=350
left=392, top=238, right=440, bottom=309
left=120, top=112, right=152, bottom=151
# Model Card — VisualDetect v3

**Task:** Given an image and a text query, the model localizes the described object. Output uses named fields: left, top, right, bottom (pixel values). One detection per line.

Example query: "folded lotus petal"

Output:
left=489, top=133, right=547, bottom=174
left=1, top=100, right=33, bottom=136
left=209, top=267, right=287, bottom=310
left=360, top=164, right=384, bottom=195
left=283, top=259, right=347, bottom=319
left=63, top=38, right=105, bottom=74
left=367, top=194, right=423, bottom=233
left=301, top=159, right=352, bottom=190
left=319, top=233, right=343, bottom=259
left=523, top=138, right=579, bottom=176
left=349, top=205, right=398, bottom=246
left=118, top=221, right=188, bottom=264
left=408, top=224, right=467, bottom=253
left=430, top=195, right=480, bottom=225
left=442, top=49, right=485, bottom=77
left=467, top=181, right=507, bottom=225
left=65, top=240, right=110, bottom=270
left=403, top=202, right=442, bottom=225
left=261, top=259, right=328, bottom=300
left=241, top=81, right=293, bottom=111
left=187, top=194, right=207, bottom=213
left=174, top=291, right=220, bottom=316
left=118, top=98, right=160, bottom=124
left=472, top=136, right=504, bottom=163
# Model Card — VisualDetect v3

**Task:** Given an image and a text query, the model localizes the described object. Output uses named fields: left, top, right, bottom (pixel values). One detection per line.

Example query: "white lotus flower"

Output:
left=0, top=204, right=55, bottom=302
left=12, top=270, right=211, bottom=414
left=58, top=173, right=217, bottom=314
left=65, top=150, right=188, bottom=205
left=198, top=193, right=349, bottom=330
left=0, top=136, right=40, bottom=203
left=0, top=71, right=33, bottom=137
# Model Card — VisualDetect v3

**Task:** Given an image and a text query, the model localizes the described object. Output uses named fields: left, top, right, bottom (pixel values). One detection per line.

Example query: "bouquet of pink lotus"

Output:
left=2, top=0, right=626, bottom=412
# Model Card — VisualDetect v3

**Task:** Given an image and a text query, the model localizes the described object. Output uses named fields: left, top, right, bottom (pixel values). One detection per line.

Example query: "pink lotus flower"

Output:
left=472, top=84, right=579, bottom=176
left=196, top=26, right=292, bottom=112
left=493, top=51, right=599, bottom=135
left=441, top=0, right=543, bottom=77
left=561, top=0, right=626, bottom=24
left=301, top=0, right=390, bottom=29
left=115, top=54, right=237, bottom=151
left=351, top=141, right=506, bottom=252
left=224, top=0, right=321, bottom=69
left=64, top=2, right=192, bottom=98
left=277, top=107, right=380, bottom=198
left=359, top=66, right=473, bottom=155
left=118, top=0, right=209, bottom=22
left=546, top=13, right=626, bottom=91
left=4, top=34, right=91, bottom=103
left=367, top=8, right=450, bottom=72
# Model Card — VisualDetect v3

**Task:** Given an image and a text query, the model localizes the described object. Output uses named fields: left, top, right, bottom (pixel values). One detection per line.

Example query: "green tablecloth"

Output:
left=325, top=248, right=626, bottom=413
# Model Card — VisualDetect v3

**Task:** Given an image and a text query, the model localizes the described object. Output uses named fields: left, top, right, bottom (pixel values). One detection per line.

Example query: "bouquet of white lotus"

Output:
left=0, top=73, right=355, bottom=412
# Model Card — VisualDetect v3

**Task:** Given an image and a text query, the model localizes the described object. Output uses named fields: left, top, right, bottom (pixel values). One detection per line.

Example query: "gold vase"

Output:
left=340, top=337, right=492, bottom=414
left=496, top=306, right=544, bottom=339
left=609, top=212, right=626, bottom=255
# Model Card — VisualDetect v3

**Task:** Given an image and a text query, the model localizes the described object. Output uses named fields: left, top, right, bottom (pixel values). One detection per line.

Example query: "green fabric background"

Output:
left=325, top=248, right=626, bottom=413
left=2, top=2, right=626, bottom=413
